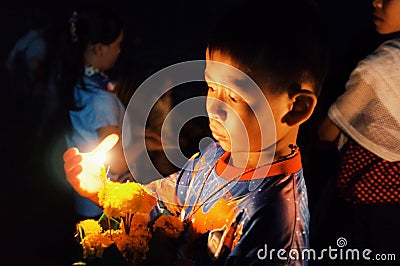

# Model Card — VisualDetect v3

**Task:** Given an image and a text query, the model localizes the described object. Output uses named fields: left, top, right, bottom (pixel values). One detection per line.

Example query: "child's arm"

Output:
left=144, top=172, right=183, bottom=216
left=318, top=64, right=375, bottom=144
left=318, top=115, right=341, bottom=142
left=144, top=151, right=203, bottom=217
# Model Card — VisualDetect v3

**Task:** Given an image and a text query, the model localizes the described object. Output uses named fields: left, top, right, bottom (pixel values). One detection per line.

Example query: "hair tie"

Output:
left=69, top=11, right=78, bottom=43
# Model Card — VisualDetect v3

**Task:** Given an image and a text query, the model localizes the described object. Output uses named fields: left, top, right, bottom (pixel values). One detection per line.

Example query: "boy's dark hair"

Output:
left=207, top=0, right=329, bottom=96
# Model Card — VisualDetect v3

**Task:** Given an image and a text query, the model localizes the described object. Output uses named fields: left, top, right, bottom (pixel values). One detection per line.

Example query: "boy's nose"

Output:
left=207, top=98, right=227, bottom=121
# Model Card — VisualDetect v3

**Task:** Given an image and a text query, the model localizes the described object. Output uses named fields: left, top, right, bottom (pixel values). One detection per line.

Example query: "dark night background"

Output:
left=0, top=0, right=388, bottom=265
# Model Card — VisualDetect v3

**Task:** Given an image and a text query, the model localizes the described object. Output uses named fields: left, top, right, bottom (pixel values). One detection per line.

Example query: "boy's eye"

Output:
left=208, top=86, right=216, bottom=92
left=229, top=93, right=243, bottom=103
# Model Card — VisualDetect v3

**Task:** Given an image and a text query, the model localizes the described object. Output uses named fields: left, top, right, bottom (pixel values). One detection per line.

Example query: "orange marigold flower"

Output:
left=114, top=231, right=151, bottom=264
left=129, top=213, right=150, bottom=236
left=81, top=232, right=114, bottom=258
left=153, top=215, right=184, bottom=238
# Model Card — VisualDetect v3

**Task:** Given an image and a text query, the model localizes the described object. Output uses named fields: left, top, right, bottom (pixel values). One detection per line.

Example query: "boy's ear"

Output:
left=282, top=89, right=317, bottom=126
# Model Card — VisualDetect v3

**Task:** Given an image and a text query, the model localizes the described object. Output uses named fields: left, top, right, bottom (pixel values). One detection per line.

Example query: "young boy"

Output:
left=64, top=0, right=329, bottom=265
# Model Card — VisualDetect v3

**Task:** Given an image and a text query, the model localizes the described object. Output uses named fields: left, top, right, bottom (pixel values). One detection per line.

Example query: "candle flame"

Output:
left=92, top=134, right=119, bottom=155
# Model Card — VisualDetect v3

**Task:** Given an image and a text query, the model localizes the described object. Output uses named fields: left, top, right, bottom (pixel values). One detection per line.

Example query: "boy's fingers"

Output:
left=65, top=164, right=83, bottom=184
left=64, top=154, right=83, bottom=173
left=92, top=134, right=119, bottom=154
left=63, top=147, right=80, bottom=161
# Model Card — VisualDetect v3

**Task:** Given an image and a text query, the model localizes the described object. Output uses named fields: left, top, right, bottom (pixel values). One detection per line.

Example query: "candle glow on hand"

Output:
left=77, top=134, right=119, bottom=193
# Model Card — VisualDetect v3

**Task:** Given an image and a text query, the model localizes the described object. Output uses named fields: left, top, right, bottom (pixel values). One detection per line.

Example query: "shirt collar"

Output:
left=215, top=150, right=302, bottom=181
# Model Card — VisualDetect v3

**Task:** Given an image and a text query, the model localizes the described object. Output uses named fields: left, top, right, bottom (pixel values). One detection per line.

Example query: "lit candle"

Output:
left=77, top=134, right=119, bottom=193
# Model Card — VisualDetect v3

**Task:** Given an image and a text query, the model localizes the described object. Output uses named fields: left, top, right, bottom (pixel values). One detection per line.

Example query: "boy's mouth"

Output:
left=209, top=123, right=228, bottom=141
left=212, top=131, right=228, bottom=141
left=373, top=14, right=383, bottom=23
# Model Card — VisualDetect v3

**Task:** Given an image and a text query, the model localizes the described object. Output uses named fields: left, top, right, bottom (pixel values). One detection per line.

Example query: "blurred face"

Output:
left=99, top=31, right=123, bottom=70
left=205, top=50, right=282, bottom=153
left=373, top=0, right=400, bottom=34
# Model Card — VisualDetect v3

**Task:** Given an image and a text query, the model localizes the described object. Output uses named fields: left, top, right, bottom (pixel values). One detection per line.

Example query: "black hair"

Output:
left=58, top=5, right=124, bottom=111
left=206, top=0, right=330, bottom=96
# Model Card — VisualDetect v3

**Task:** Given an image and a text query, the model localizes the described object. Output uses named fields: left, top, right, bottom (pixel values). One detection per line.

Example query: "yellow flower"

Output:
left=77, top=219, right=102, bottom=236
left=98, top=181, right=157, bottom=218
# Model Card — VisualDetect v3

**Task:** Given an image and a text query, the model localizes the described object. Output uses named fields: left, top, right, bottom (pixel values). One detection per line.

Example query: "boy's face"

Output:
left=205, top=50, right=286, bottom=153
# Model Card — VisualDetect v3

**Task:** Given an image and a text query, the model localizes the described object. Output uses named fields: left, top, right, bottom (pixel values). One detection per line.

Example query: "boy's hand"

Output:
left=63, top=147, right=90, bottom=196
left=63, top=134, right=119, bottom=198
